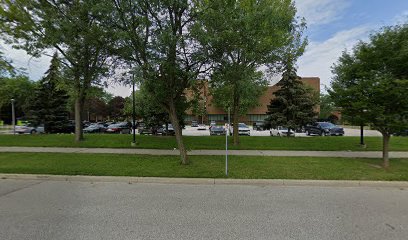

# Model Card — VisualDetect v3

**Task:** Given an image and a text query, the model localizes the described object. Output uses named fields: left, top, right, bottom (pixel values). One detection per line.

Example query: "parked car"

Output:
left=210, top=126, right=226, bottom=136
left=83, top=124, right=106, bottom=133
left=209, top=121, right=216, bottom=129
left=253, top=121, right=266, bottom=131
left=305, top=122, right=344, bottom=136
left=229, top=123, right=251, bottom=136
left=105, top=122, right=131, bottom=134
left=15, top=124, right=45, bottom=134
left=270, top=126, right=295, bottom=136
left=197, top=124, right=206, bottom=130
left=50, top=121, right=76, bottom=134
left=162, top=124, right=175, bottom=136
left=191, top=120, right=198, bottom=127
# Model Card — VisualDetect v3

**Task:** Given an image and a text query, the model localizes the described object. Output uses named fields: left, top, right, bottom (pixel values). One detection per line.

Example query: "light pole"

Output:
left=11, top=98, right=15, bottom=135
left=131, top=72, right=137, bottom=146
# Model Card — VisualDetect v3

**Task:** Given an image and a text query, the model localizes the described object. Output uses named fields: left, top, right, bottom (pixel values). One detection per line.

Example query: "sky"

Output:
left=1, top=0, right=408, bottom=96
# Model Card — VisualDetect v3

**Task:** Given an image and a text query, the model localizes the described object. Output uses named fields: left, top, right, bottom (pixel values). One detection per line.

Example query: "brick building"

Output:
left=185, top=77, right=320, bottom=125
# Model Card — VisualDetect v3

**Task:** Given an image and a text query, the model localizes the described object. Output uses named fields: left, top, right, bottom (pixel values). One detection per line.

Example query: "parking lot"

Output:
left=182, top=125, right=382, bottom=137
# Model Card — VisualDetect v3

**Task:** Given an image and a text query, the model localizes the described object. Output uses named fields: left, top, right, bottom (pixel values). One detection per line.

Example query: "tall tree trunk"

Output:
left=168, top=101, right=188, bottom=165
left=382, top=133, right=390, bottom=169
left=232, top=104, right=240, bottom=146
left=74, top=95, right=85, bottom=142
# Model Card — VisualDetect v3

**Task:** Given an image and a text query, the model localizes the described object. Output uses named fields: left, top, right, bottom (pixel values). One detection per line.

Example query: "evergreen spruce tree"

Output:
left=266, top=63, right=317, bottom=136
left=28, top=53, right=69, bottom=133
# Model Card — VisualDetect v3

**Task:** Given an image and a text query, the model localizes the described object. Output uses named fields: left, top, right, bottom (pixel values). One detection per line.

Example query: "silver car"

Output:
left=15, top=124, right=45, bottom=134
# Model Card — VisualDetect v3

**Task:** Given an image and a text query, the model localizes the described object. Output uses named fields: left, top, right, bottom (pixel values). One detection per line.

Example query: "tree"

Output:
left=27, top=53, right=69, bottom=133
left=124, top=84, right=186, bottom=131
left=194, top=0, right=305, bottom=145
left=110, top=0, right=203, bottom=164
left=0, top=49, right=14, bottom=77
left=108, top=96, right=126, bottom=121
left=0, top=0, right=114, bottom=141
left=266, top=63, right=317, bottom=136
left=330, top=24, right=408, bottom=168
left=319, top=94, right=336, bottom=120
left=0, top=75, right=35, bottom=123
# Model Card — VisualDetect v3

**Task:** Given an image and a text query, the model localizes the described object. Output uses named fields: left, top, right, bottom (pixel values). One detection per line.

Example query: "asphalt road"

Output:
left=1, top=179, right=407, bottom=240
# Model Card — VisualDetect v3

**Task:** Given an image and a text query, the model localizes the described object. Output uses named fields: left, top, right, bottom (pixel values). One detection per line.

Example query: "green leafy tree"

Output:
left=27, top=53, right=69, bottom=133
left=0, top=0, right=114, bottom=141
left=0, top=49, right=14, bottom=77
left=193, top=0, right=305, bottom=145
left=319, top=94, right=335, bottom=120
left=266, top=63, right=317, bottom=136
left=124, top=85, right=186, bottom=130
left=109, top=0, right=203, bottom=164
left=108, top=96, right=126, bottom=121
left=0, top=75, right=35, bottom=123
left=330, top=24, right=408, bottom=168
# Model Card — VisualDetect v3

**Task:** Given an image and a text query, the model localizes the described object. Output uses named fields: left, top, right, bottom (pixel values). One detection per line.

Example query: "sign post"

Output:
left=225, top=107, right=230, bottom=176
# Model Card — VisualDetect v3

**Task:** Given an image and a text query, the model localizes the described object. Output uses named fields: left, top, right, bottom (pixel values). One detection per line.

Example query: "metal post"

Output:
left=360, top=124, right=364, bottom=146
left=131, top=72, right=136, bottom=146
left=226, top=107, right=230, bottom=176
left=11, top=99, right=15, bottom=135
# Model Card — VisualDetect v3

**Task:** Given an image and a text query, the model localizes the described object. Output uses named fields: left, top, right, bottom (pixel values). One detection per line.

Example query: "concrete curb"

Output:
left=1, top=174, right=407, bottom=188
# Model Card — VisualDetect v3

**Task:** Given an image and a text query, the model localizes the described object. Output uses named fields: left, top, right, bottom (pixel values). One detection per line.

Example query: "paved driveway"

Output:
left=1, top=179, right=407, bottom=240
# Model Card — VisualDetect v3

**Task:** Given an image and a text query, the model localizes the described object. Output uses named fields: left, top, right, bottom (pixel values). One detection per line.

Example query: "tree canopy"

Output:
left=0, top=0, right=115, bottom=141
left=193, top=0, right=306, bottom=145
left=330, top=24, right=408, bottom=168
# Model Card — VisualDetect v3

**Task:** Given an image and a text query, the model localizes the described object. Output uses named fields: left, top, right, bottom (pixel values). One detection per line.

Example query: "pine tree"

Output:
left=266, top=63, right=317, bottom=136
left=28, top=53, right=69, bottom=133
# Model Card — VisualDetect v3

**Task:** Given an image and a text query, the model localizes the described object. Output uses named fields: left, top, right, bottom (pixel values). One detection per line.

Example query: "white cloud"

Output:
left=1, top=41, right=51, bottom=80
left=392, top=10, right=408, bottom=24
left=297, top=25, right=372, bottom=90
left=296, top=0, right=350, bottom=26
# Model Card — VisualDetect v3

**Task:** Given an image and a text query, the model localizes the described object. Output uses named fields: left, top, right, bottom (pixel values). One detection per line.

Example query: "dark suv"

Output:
left=305, top=122, right=344, bottom=136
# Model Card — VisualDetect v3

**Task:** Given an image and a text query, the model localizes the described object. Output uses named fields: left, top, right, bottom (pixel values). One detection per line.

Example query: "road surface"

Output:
left=1, top=179, right=407, bottom=240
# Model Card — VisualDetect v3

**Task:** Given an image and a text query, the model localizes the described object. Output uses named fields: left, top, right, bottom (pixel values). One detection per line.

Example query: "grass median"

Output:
left=0, top=153, right=407, bottom=180
left=0, top=134, right=407, bottom=151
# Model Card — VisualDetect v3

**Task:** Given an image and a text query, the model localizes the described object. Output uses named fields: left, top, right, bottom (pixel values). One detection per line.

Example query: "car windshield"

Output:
left=212, top=126, right=223, bottom=131
left=279, top=127, right=288, bottom=130
left=319, top=122, right=335, bottom=128
left=238, top=123, right=247, bottom=127
left=108, top=124, right=120, bottom=128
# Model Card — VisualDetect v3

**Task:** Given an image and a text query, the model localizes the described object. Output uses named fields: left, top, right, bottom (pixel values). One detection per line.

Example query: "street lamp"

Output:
left=11, top=98, right=15, bottom=135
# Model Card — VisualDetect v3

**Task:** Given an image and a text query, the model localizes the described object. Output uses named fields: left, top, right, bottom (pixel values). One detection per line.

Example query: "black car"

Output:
left=105, top=122, right=131, bottom=134
left=210, top=126, right=226, bottom=136
left=83, top=124, right=106, bottom=133
left=305, top=122, right=344, bottom=136
left=394, top=129, right=408, bottom=136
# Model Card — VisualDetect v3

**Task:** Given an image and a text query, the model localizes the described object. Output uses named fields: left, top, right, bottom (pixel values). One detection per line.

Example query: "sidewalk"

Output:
left=1, top=146, right=408, bottom=158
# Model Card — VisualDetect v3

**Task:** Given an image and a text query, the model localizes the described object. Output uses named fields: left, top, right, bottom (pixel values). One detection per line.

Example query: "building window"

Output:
left=208, top=114, right=227, bottom=121
left=247, top=114, right=267, bottom=122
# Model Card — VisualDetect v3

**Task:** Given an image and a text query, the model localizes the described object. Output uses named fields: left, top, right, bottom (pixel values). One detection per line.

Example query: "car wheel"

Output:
left=270, top=131, right=273, bottom=136
left=30, top=130, right=37, bottom=134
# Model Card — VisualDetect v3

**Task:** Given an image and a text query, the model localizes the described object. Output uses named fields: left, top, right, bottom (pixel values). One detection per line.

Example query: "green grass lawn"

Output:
left=0, top=153, right=407, bottom=180
left=0, top=134, right=407, bottom=151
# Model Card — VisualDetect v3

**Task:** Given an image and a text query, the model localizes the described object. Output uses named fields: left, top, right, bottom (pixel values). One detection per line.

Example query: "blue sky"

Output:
left=1, top=0, right=408, bottom=96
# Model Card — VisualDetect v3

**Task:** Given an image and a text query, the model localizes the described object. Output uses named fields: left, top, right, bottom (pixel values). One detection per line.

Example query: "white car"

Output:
left=229, top=123, right=251, bottom=136
left=197, top=124, right=207, bottom=130
left=270, top=126, right=295, bottom=136
left=15, top=124, right=45, bottom=134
